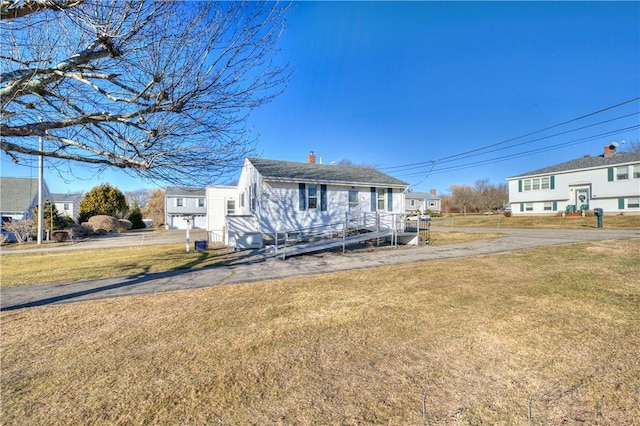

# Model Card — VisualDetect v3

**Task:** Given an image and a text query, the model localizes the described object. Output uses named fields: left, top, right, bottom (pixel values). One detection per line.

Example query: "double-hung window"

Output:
left=532, top=178, right=540, bottom=191
left=176, top=198, right=184, bottom=207
left=377, top=188, right=385, bottom=210
left=541, top=177, right=550, bottom=190
left=226, top=199, right=236, bottom=215
left=616, top=166, right=629, bottom=180
left=308, top=185, right=318, bottom=209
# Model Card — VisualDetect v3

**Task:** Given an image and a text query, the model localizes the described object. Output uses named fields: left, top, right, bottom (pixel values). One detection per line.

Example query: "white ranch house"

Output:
left=206, top=154, right=410, bottom=249
left=506, top=145, right=640, bottom=215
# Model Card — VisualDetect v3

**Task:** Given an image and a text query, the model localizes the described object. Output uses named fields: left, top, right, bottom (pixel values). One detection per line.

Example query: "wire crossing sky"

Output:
left=2, top=1, right=639, bottom=195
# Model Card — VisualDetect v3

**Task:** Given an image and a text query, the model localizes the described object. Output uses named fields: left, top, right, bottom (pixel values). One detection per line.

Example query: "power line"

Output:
left=392, top=112, right=639, bottom=175
left=395, top=124, right=640, bottom=180
left=382, top=97, right=640, bottom=173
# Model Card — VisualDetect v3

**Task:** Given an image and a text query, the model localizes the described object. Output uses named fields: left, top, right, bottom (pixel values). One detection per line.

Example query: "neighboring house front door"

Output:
left=575, top=187, right=590, bottom=210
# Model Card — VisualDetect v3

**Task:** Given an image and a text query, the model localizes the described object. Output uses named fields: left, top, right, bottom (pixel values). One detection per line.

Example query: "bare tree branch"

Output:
left=0, top=0, right=83, bottom=20
left=1, top=0, right=291, bottom=185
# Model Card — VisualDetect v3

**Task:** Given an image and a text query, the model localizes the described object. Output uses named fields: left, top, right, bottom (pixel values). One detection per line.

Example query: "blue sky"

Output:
left=3, top=1, right=639, bottom=196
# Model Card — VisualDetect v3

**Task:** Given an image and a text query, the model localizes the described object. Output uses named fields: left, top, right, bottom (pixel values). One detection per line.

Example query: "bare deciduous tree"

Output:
left=474, top=178, right=508, bottom=212
left=448, top=184, right=476, bottom=215
left=1, top=0, right=290, bottom=185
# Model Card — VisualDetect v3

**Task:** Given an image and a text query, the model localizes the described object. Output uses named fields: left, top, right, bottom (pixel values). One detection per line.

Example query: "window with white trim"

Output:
left=226, top=199, right=236, bottom=215
left=541, top=177, right=550, bottom=190
left=616, top=166, right=629, bottom=180
left=377, top=188, right=385, bottom=210
left=525, top=203, right=533, bottom=212
left=522, top=176, right=553, bottom=191
left=532, top=178, right=540, bottom=191
left=410, top=199, right=416, bottom=207
left=198, top=198, right=205, bottom=208
left=543, top=202, right=553, bottom=211
left=176, top=198, right=184, bottom=207
left=633, top=165, right=640, bottom=179
left=308, top=185, right=318, bottom=209
left=628, top=198, right=640, bottom=208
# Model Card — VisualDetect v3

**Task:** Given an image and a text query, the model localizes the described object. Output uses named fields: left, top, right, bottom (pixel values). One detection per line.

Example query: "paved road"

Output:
left=1, top=227, right=638, bottom=311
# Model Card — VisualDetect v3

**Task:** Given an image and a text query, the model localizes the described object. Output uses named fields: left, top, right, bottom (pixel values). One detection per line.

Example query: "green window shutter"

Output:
left=520, top=203, right=524, bottom=212
left=608, top=167, right=614, bottom=182
left=518, top=180, right=522, bottom=192
left=550, top=175, right=555, bottom=189
left=618, top=198, right=625, bottom=209
left=299, top=183, right=306, bottom=211
left=387, top=188, right=393, bottom=212
left=553, top=201, right=557, bottom=211
left=370, top=187, right=376, bottom=211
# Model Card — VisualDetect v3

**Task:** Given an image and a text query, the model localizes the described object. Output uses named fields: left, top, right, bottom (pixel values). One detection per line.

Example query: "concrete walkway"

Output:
left=1, top=227, right=638, bottom=311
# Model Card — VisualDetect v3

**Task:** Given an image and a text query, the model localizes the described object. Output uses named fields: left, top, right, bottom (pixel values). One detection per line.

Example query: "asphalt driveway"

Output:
left=1, top=227, right=638, bottom=311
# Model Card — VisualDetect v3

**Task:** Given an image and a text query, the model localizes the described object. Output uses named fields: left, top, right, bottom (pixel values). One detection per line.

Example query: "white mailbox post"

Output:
left=183, top=215, right=193, bottom=253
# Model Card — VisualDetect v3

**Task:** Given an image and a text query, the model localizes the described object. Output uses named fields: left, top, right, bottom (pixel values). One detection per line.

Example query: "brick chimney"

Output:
left=430, top=189, right=436, bottom=197
left=603, top=144, right=617, bottom=157
left=307, top=151, right=316, bottom=164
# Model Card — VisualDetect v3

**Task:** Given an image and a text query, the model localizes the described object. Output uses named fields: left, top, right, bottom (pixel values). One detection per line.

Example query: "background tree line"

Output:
left=440, top=178, right=508, bottom=215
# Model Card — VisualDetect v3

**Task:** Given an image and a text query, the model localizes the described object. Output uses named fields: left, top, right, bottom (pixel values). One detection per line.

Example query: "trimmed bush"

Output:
left=118, top=219, right=132, bottom=231
left=51, top=230, right=70, bottom=242
left=87, top=215, right=120, bottom=233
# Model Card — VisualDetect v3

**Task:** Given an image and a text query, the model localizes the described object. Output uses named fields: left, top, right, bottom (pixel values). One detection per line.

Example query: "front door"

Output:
left=575, top=187, right=590, bottom=211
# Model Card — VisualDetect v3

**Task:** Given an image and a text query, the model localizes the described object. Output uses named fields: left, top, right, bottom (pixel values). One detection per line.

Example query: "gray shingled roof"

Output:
left=0, top=177, right=51, bottom=214
left=405, top=191, right=429, bottom=200
left=165, top=186, right=205, bottom=196
left=52, top=193, right=81, bottom=203
left=248, top=158, right=409, bottom=188
left=510, top=151, right=640, bottom=178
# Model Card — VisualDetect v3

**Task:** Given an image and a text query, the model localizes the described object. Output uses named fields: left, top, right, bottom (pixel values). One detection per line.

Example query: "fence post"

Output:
left=343, top=211, right=347, bottom=254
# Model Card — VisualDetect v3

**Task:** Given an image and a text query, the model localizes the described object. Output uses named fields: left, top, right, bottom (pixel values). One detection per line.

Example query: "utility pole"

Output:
left=37, top=131, right=44, bottom=244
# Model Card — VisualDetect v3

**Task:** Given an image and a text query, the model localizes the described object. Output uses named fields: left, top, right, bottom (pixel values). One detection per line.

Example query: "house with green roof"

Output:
left=0, top=177, right=54, bottom=222
left=208, top=152, right=410, bottom=248
left=506, top=144, right=640, bottom=215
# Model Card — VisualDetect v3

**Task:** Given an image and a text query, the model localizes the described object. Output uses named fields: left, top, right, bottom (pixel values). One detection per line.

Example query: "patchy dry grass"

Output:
left=432, top=212, right=640, bottom=229
left=0, top=243, right=236, bottom=287
left=0, top=232, right=499, bottom=288
left=2, top=239, right=639, bottom=425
